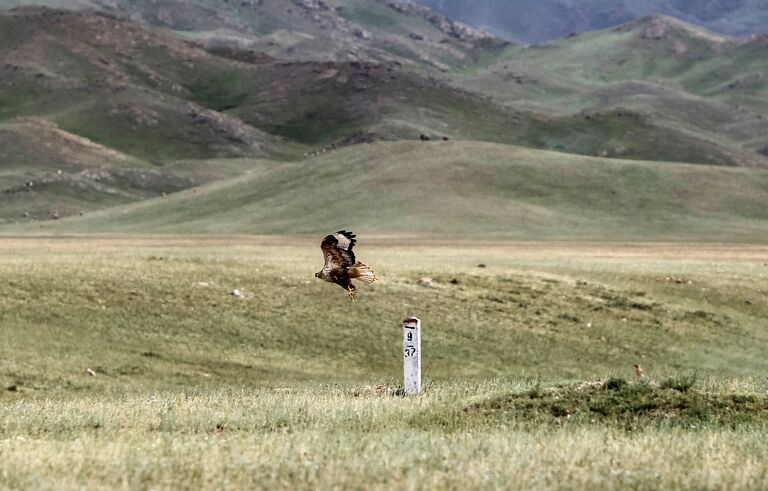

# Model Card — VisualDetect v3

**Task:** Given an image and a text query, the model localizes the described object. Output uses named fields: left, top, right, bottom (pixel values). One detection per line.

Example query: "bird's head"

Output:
left=314, top=271, right=321, bottom=279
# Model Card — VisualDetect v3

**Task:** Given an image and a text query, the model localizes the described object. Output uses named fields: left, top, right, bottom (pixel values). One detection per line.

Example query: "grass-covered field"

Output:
left=27, top=141, right=768, bottom=240
left=4, top=380, right=768, bottom=489
left=1, top=237, right=767, bottom=489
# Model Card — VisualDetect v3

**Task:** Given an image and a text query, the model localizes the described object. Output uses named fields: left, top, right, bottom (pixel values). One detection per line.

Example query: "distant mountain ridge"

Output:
left=1, top=2, right=768, bottom=235
left=0, top=0, right=510, bottom=72
left=417, top=0, right=768, bottom=43
left=454, top=14, right=768, bottom=167
left=0, top=6, right=594, bottom=222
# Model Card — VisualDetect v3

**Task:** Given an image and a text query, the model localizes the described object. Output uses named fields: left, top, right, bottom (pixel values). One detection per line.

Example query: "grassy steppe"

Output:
left=34, top=141, right=768, bottom=240
left=3, top=237, right=767, bottom=387
left=1, top=237, right=767, bottom=489
left=3, top=382, right=768, bottom=489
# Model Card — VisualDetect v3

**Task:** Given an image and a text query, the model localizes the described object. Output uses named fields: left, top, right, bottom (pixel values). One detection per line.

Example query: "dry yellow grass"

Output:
left=1, top=237, right=767, bottom=489
left=2, top=383, right=768, bottom=490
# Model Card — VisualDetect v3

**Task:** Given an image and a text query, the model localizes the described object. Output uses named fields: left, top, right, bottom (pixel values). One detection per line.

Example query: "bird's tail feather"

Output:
left=348, top=262, right=376, bottom=284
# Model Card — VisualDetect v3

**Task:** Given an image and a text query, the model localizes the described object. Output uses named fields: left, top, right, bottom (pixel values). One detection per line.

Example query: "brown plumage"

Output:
left=315, top=230, right=376, bottom=300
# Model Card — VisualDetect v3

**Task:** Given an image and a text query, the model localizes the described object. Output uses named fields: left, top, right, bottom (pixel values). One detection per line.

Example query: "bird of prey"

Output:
left=315, top=230, right=376, bottom=300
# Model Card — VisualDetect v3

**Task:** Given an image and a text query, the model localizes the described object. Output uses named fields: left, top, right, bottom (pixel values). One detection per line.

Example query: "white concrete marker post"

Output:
left=403, top=317, right=421, bottom=395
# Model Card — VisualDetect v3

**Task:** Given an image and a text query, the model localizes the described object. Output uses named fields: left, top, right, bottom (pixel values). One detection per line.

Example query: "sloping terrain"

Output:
left=32, top=141, right=768, bottom=241
left=3, top=7, right=766, bottom=165
left=0, top=7, right=282, bottom=220
left=0, top=7, right=518, bottom=221
left=0, top=117, right=192, bottom=222
left=0, top=8, right=281, bottom=161
left=7, top=8, right=765, bottom=224
left=0, top=0, right=511, bottom=72
left=2, top=8, right=768, bottom=228
left=457, top=16, right=768, bottom=165
left=419, top=0, right=768, bottom=43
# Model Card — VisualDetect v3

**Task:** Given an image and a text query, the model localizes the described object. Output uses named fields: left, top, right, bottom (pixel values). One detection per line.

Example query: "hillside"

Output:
left=418, top=0, right=768, bottom=43
left=0, top=6, right=515, bottom=159
left=0, top=0, right=511, bottom=72
left=2, top=8, right=768, bottom=229
left=0, top=8, right=283, bottom=160
left=30, top=141, right=768, bottom=241
left=7, top=8, right=767, bottom=225
left=0, top=117, right=194, bottom=222
left=0, top=7, right=282, bottom=220
left=0, top=7, right=520, bottom=221
left=456, top=16, right=768, bottom=164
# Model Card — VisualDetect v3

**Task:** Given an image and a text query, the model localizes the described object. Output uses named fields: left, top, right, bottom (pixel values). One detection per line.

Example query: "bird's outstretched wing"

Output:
left=320, top=230, right=356, bottom=274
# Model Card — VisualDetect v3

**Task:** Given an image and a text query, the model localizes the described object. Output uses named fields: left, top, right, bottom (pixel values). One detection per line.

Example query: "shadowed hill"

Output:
left=33, top=141, right=768, bottom=240
left=3, top=7, right=767, bottom=168
left=0, top=7, right=280, bottom=161
left=0, top=7, right=518, bottom=221
left=0, top=0, right=512, bottom=72
left=0, top=117, right=184, bottom=222
left=0, top=7, right=282, bottom=220
left=7, top=7, right=766, bottom=225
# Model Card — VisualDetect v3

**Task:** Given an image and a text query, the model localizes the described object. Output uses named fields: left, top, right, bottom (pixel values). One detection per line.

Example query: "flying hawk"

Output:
left=315, top=230, right=376, bottom=300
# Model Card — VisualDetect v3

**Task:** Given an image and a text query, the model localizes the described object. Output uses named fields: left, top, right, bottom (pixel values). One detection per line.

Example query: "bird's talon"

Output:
left=317, top=230, right=375, bottom=301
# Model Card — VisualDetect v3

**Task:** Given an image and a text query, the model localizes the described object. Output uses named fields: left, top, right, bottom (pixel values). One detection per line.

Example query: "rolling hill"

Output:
left=456, top=16, right=768, bottom=164
left=0, top=7, right=520, bottom=221
left=418, top=0, right=768, bottom=43
left=0, top=7, right=282, bottom=220
left=0, top=0, right=511, bottom=72
left=7, top=8, right=766, bottom=225
left=31, top=141, right=768, bottom=241
left=0, top=117, right=192, bottom=222
left=2, top=6, right=768, bottom=234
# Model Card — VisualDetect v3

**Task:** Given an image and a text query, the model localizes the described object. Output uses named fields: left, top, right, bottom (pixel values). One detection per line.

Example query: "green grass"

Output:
left=333, top=0, right=404, bottom=31
left=1, top=237, right=767, bottom=389
left=4, top=5, right=768, bottom=199
left=453, top=17, right=768, bottom=163
left=3, top=382, right=768, bottom=489
left=464, top=377, right=768, bottom=430
left=1, top=237, right=768, bottom=489
left=0, top=0, right=497, bottom=72
left=32, top=141, right=768, bottom=240
left=6, top=5, right=768, bottom=171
